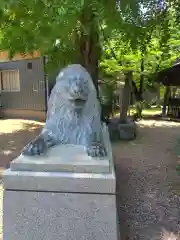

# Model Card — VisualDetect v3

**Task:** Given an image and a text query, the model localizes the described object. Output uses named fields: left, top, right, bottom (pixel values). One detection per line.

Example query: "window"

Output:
left=27, top=62, right=32, bottom=70
left=0, top=69, right=20, bottom=92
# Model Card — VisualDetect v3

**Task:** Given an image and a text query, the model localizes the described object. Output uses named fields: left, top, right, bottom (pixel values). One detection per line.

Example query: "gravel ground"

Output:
left=1, top=119, right=180, bottom=239
left=114, top=120, right=180, bottom=240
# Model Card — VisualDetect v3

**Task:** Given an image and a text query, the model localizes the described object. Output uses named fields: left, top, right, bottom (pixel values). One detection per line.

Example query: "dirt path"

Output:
left=0, top=119, right=44, bottom=173
left=114, top=120, right=180, bottom=240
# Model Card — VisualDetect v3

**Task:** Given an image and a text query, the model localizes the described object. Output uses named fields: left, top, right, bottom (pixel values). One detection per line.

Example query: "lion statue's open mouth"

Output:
left=21, top=64, right=107, bottom=158
left=73, top=98, right=86, bottom=108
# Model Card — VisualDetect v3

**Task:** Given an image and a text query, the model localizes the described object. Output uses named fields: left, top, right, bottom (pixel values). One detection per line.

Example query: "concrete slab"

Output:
left=3, top=191, right=119, bottom=240
left=3, top=168, right=115, bottom=194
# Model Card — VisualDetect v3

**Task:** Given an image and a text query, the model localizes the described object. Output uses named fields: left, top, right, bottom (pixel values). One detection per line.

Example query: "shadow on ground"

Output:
left=0, top=119, right=44, bottom=176
left=113, top=120, right=180, bottom=240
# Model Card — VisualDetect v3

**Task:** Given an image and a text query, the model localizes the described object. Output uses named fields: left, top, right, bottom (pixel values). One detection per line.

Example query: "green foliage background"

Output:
left=0, top=0, right=179, bottom=99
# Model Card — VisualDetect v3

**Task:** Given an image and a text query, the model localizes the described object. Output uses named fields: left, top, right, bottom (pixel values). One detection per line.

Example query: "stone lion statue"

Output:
left=21, top=64, right=107, bottom=158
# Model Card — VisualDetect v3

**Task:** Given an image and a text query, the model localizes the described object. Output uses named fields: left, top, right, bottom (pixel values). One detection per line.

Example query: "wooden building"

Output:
left=156, top=62, right=180, bottom=118
left=0, top=51, right=47, bottom=121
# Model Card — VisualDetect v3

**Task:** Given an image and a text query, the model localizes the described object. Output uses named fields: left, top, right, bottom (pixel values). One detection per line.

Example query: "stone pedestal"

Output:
left=119, top=121, right=137, bottom=140
left=3, top=142, right=119, bottom=239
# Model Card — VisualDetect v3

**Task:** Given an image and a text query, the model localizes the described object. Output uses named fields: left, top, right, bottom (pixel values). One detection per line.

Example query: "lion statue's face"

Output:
left=54, top=64, right=96, bottom=111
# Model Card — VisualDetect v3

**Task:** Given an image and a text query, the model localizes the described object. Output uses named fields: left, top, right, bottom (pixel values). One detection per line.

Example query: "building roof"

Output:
left=156, top=62, right=180, bottom=86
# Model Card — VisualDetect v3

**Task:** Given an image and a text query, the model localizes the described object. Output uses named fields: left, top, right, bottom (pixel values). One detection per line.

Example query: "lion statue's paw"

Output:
left=21, top=136, right=48, bottom=156
left=87, top=142, right=107, bottom=158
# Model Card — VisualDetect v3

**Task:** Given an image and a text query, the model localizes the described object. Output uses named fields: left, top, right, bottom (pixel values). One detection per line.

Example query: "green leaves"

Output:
left=0, top=0, right=178, bottom=80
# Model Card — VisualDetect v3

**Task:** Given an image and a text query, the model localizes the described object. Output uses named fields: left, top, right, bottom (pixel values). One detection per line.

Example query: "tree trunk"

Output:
left=162, top=86, right=170, bottom=116
left=136, top=57, right=145, bottom=119
left=172, top=87, right=177, bottom=98
left=120, top=72, right=132, bottom=123
left=79, top=6, right=101, bottom=93
left=139, top=58, right=144, bottom=96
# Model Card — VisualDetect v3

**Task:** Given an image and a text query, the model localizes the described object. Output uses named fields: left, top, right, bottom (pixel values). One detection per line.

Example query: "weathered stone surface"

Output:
left=119, top=121, right=137, bottom=141
left=3, top=159, right=118, bottom=240
left=10, top=122, right=113, bottom=174
left=10, top=145, right=110, bottom=174
left=3, top=164, right=115, bottom=193
left=10, top=158, right=110, bottom=173
left=108, top=117, right=137, bottom=141
left=3, top=191, right=119, bottom=240
left=4, top=121, right=114, bottom=193
left=21, top=64, right=107, bottom=158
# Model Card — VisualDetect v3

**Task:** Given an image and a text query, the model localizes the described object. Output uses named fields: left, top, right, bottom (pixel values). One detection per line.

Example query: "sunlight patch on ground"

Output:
left=2, top=150, right=13, bottom=156
left=161, top=229, right=179, bottom=240
left=138, top=120, right=180, bottom=128
left=0, top=119, right=44, bottom=134
left=115, top=107, right=162, bottom=117
left=142, top=109, right=161, bottom=115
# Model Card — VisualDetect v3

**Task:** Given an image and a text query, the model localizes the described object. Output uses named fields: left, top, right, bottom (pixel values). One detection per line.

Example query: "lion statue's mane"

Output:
left=21, top=64, right=106, bottom=157
left=44, top=64, right=102, bottom=146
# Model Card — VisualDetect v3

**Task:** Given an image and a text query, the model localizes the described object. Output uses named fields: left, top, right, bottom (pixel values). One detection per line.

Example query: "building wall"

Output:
left=0, top=57, right=46, bottom=112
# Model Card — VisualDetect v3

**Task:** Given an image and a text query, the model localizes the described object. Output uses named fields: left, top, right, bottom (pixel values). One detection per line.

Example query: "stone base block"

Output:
left=3, top=125, right=119, bottom=239
left=3, top=169, right=115, bottom=194
left=119, top=122, right=137, bottom=140
left=3, top=191, right=119, bottom=240
left=3, top=166, right=119, bottom=240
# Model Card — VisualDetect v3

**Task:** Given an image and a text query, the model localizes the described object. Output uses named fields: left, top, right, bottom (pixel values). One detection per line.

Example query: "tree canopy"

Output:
left=0, top=0, right=179, bottom=120
left=101, top=2, right=180, bottom=89
left=0, top=1, right=179, bottom=66
left=0, top=0, right=179, bottom=93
